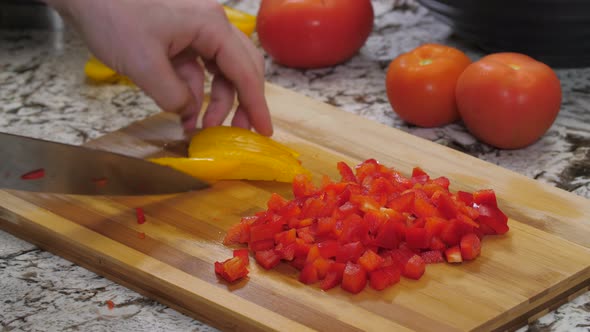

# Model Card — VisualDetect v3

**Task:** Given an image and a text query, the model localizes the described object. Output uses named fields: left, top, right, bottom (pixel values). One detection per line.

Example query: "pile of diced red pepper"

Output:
left=215, top=159, right=509, bottom=293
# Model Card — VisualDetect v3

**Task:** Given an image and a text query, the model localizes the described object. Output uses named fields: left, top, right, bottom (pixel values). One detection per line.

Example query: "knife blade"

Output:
left=0, top=132, right=209, bottom=195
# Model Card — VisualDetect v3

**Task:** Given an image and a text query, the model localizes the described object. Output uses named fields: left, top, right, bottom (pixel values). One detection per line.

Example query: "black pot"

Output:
left=0, top=0, right=63, bottom=30
left=417, top=0, right=590, bottom=68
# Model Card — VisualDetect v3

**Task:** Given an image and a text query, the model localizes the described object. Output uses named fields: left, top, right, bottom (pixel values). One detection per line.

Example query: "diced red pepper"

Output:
left=403, top=254, right=426, bottom=279
left=250, top=221, right=283, bottom=243
left=337, top=161, right=357, bottom=183
left=473, top=189, right=498, bottom=207
left=312, top=257, right=332, bottom=279
left=20, top=168, right=45, bottom=180
left=445, top=246, right=463, bottom=263
left=435, top=193, right=458, bottom=219
left=135, top=207, right=146, bottom=224
left=233, top=249, right=250, bottom=264
left=476, top=204, right=509, bottom=235
left=249, top=239, right=275, bottom=252
left=373, top=220, right=401, bottom=249
left=275, top=242, right=296, bottom=261
left=369, top=265, right=401, bottom=290
left=387, top=191, right=415, bottom=213
left=92, top=177, right=108, bottom=187
left=215, top=256, right=249, bottom=283
left=390, top=247, right=415, bottom=268
left=411, top=167, right=429, bottom=184
left=460, top=233, right=481, bottom=260
left=358, top=249, right=384, bottom=272
left=317, top=240, right=339, bottom=259
left=413, top=197, right=441, bottom=218
left=255, top=249, right=281, bottom=270
left=106, top=300, right=115, bottom=310
left=456, top=191, right=474, bottom=206
left=335, top=241, right=364, bottom=263
left=293, top=173, right=317, bottom=198
left=341, top=262, right=367, bottom=294
left=432, top=176, right=450, bottom=190
left=219, top=159, right=509, bottom=294
left=405, top=227, right=430, bottom=249
left=320, top=262, right=346, bottom=291
left=267, top=192, right=288, bottom=212
left=420, top=250, right=445, bottom=264
left=299, top=263, right=319, bottom=284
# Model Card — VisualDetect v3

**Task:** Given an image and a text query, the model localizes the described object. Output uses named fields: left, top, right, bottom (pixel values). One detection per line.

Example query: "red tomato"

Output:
left=256, top=0, right=374, bottom=68
left=385, top=44, right=472, bottom=127
left=455, top=53, right=562, bottom=149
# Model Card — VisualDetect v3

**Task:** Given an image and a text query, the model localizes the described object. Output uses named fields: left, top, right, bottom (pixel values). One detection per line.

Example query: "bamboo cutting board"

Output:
left=1, top=83, right=590, bottom=332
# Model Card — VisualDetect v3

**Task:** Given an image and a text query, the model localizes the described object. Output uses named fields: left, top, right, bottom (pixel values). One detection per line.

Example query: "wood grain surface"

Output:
left=1, top=83, right=589, bottom=332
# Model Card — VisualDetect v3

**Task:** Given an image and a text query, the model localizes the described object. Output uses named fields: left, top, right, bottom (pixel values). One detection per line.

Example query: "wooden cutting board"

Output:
left=1, top=83, right=589, bottom=332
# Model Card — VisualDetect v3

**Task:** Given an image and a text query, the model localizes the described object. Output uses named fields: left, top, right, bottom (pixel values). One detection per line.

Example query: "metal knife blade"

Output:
left=0, top=132, right=209, bottom=195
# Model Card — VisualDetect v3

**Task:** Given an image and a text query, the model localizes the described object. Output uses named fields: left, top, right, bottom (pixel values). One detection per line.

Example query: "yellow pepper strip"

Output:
left=150, top=126, right=310, bottom=183
left=149, top=157, right=242, bottom=182
left=223, top=6, right=257, bottom=37
left=84, top=6, right=256, bottom=84
left=188, top=126, right=300, bottom=159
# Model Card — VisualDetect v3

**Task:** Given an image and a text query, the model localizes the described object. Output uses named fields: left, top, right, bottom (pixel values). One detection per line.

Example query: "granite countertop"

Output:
left=1, top=0, right=589, bottom=331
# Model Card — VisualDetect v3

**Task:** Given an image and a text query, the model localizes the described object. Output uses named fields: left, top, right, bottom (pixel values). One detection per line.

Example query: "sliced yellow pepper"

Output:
left=150, top=126, right=310, bottom=183
left=149, top=157, right=241, bottom=180
left=223, top=6, right=257, bottom=37
left=84, top=6, right=257, bottom=84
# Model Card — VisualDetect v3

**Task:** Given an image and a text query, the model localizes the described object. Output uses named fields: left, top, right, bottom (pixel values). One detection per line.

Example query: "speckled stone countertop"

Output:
left=1, top=0, right=589, bottom=331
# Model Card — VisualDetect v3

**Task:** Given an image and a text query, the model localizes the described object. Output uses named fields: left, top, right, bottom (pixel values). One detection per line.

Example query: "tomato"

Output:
left=385, top=44, right=472, bottom=127
left=456, top=53, right=562, bottom=149
left=219, top=159, right=510, bottom=293
left=256, top=0, right=374, bottom=68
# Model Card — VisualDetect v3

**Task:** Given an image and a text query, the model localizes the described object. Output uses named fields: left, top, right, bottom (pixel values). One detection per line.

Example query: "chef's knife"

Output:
left=0, top=132, right=208, bottom=195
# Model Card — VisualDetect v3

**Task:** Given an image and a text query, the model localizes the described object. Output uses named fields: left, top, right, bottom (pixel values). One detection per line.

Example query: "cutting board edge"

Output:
left=3, top=194, right=590, bottom=332
left=0, top=203, right=308, bottom=332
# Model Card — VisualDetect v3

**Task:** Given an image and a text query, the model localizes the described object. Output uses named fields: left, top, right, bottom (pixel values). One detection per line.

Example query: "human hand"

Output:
left=45, top=0, right=273, bottom=135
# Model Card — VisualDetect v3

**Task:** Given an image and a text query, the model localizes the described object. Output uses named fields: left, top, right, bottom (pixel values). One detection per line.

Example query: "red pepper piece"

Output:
left=369, top=265, right=401, bottom=290
left=403, top=254, right=426, bottom=279
left=20, top=168, right=45, bottom=180
left=460, top=233, right=481, bottom=260
left=233, top=249, right=250, bottom=264
left=341, top=262, right=367, bottom=294
left=215, top=256, right=249, bottom=283
left=445, top=245, right=463, bottom=263
left=255, top=249, right=281, bottom=270
left=420, top=250, right=445, bottom=264
left=106, top=300, right=115, bottom=310
left=358, top=249, right=384, bottom=272
left=92, top=177, right=108, bottom=187
left=135, top=207, right=146, bottom=224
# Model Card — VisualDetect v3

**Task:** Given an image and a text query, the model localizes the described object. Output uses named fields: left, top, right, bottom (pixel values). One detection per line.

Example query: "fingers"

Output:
left=191, top=19, right=273, bottom=136
left=172, top=50, right=205, bottom=131
left=122, top=44, right=197, bottom=130
left=202, top=74, right=236, bottom=128
left=231, top=106, right=251, bottom=130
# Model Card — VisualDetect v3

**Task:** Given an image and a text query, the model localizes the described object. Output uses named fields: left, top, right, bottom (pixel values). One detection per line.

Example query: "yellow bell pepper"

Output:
left=84, top=6, right=257, bottom=84
left=150, top=126, right=310, bottom=183
left=223, top=6, right=257, bottom=37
